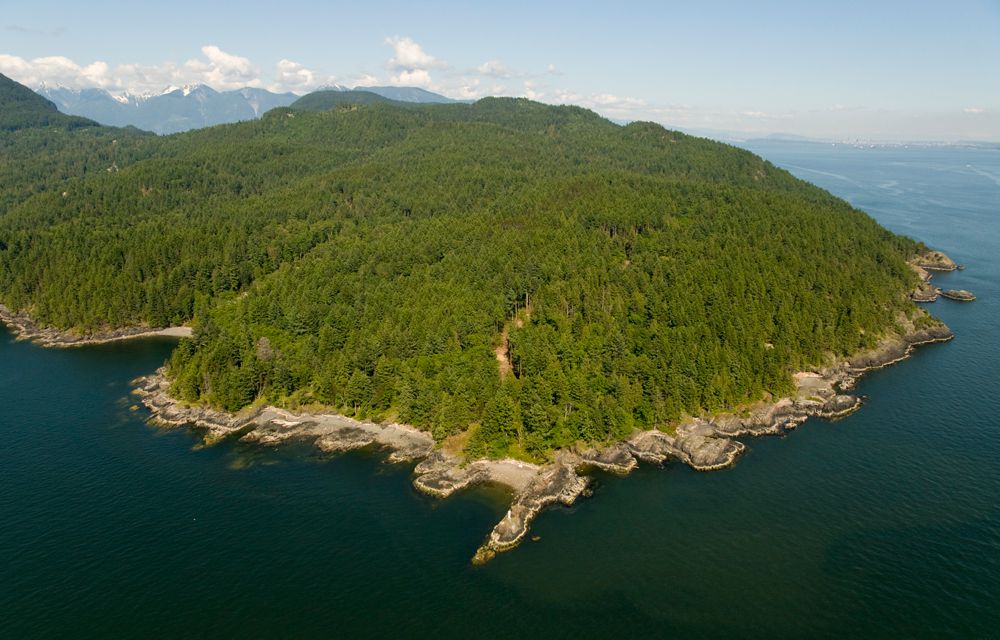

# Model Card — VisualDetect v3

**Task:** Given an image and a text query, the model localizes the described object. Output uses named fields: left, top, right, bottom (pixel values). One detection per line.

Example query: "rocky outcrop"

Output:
left=412, top=451, right=492, bottom=499
left=941, top=289, right=976, bottom=302
left=908, top=251, right=967, bottom=302
left=847, top=323, right=953, bottom=373
left=669, top=430, right=746, bottom=471
left=135, top=370, right=435, bottom=456
left=472, top=455, right=590, bottom=565
left=631, top=321, right=950, bottom=475
left=575, top=443, right=639, bottom=474
left=629, top=418, right=747, bottom=471
left=913, top=249, right=958, bottom=272
left=0, top=304, right=191, bottom=347
left=911, top=282, right=940, bottom=303
left=132, top=318, right=957, bottom=564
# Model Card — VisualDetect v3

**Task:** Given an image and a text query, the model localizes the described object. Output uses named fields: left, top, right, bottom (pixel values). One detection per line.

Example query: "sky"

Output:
left=1, top=0, right=998, bottom=141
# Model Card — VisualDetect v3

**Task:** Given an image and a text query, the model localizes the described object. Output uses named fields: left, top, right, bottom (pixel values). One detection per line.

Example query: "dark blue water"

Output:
left=2, top=142, right=998, bottom=638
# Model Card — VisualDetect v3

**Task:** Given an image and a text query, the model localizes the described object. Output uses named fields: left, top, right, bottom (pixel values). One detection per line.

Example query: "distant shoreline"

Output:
left=0, top=304, right=192, bottom=347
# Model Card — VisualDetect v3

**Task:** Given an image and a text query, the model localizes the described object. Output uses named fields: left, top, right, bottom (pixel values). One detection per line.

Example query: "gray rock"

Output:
left=575, top=443, right=638, bottom=474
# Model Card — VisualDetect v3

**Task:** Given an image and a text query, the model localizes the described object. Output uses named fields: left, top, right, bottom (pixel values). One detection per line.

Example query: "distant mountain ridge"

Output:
left=355, top=86, right=459, bottom=104
left=36, top=84, right=299, bottom=134
left=36, top=82, right=460, bottom=134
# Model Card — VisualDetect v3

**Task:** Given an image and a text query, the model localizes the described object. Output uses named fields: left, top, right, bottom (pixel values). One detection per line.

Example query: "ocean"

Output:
left=1, top=141, right=997, bottom=638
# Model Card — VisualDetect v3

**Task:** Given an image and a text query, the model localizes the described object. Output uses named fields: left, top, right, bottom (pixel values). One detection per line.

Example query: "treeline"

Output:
left=0, top=85, right=926, bottom=459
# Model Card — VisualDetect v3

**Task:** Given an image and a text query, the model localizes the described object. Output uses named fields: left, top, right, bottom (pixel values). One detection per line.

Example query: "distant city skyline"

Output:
left=1, top=0, right=998, bottom=141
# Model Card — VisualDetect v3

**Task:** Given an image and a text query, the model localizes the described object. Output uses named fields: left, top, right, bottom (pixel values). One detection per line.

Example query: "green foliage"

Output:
left=0, top=73, right=99, bottom=131
left=289, top=90, right=404, bottom=111
left=0, top=84, right=926, bottom=459
left=467, top=388, right=520, bottom=458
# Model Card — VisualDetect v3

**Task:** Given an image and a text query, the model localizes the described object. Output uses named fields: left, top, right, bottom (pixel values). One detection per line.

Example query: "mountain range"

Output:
left=36, top=83, right=459, bottom=134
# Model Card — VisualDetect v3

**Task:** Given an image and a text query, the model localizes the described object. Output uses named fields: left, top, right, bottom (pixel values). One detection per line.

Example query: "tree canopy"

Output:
left=0, top=77, right=929, bottom=459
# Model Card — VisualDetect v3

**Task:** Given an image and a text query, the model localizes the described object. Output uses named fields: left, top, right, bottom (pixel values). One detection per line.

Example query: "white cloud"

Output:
left=590, top=93, right=646, bottom=108
left=522, top=80, right=543, bottom=101
left=390, top=68, right=432, bottom=87
left=385, top=36, right=444, bottom=70
left=0, top=54, right=82, bottom=88
left=964, top=107, right=985, bottom=114
left=186, top=45, right=260, bottom=89
left=546, top=63, right=561, bottom=76
left=352, top=73, right=380, bottom=87
left=273, top=59, right=337, bottom=91
left=476, top=60, right=511, bottom=78
left=275, top=59, right=314, bottom=88
left=383, top=36, right=445, bottom=88
left=0, top=45, right=338, bottom=95
left=0, top=44, right=756, bottom=134
left=545, top=89, right=652, bottom=119
left=385, top=36, right=448, bottom=88
left=454, top=78, right=482, bottom=99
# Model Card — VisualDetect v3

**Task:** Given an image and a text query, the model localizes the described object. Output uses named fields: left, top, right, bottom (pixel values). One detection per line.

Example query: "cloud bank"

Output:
left=2, top=37, right=994, bottom=141
left=0, top=45, right=336, bottom=95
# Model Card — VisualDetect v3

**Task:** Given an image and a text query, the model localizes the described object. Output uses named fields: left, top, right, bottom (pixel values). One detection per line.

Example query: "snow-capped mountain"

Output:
left=36, top=84, right=298, bottom=134
left=35, top=83, right=460, bottom=134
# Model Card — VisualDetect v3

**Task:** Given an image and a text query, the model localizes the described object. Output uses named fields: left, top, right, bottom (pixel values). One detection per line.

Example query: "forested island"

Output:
left=0, top=73, right=959, bottom=560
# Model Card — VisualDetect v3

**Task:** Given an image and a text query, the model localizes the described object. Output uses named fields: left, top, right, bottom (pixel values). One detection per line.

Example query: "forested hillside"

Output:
left=0, top=74, right=929, bottom=458
left=0, top=74, right=98, bottom=132
left=290, top=90, right=405, bottom=111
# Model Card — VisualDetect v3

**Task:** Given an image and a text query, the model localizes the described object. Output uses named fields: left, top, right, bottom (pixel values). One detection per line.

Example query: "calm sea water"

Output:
left=1, top=142, right=998, bottom=638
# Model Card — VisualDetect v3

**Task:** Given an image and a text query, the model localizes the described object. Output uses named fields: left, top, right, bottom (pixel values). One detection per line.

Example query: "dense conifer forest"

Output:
left=0, top=73, right=929, bottom=458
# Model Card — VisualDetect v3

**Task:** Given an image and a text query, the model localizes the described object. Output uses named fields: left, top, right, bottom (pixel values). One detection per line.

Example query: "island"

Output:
left=0, top=72, right=969, bottom=562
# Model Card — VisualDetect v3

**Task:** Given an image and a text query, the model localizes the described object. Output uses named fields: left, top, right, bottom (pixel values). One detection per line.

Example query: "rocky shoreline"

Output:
left=909, top=250, right=975, bottom=304
left=3, top=250, right=964, bottom=564
left=132, top=317, right=953, bottom=564
left=0, top=304, right=192, bottom=347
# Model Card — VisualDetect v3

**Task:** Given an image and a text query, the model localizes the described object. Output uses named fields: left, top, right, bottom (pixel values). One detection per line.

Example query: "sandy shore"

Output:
left=0, top=304, right=192, bottom=347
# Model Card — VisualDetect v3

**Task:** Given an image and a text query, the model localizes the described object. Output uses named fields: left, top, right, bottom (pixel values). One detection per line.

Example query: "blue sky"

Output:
left=2, top=0, right=998, bottom=140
